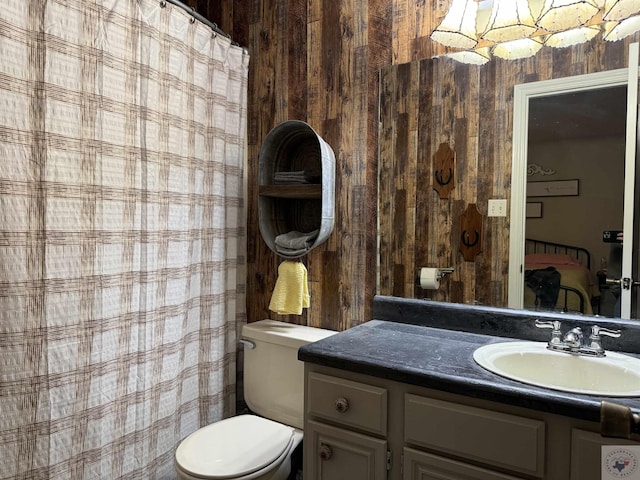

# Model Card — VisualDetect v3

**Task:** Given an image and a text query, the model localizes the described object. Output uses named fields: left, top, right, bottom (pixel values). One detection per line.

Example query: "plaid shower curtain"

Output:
left=0, top=0, right=248, bottom=478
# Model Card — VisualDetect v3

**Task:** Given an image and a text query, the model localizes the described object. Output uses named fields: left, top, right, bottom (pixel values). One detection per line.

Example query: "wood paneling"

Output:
left=189, top=0, right=640, bottom=329
left=192, top=0, right=394, bottom=330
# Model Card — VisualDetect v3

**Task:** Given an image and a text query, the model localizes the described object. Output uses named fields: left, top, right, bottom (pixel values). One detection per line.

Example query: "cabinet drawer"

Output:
left=307, top=372, right=387, bottom=436
left=405, top=394, right=545, bottom=478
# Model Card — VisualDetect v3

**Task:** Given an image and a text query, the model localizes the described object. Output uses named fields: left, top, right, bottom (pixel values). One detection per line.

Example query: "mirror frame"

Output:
left=507, top=68, right=630, bottom=309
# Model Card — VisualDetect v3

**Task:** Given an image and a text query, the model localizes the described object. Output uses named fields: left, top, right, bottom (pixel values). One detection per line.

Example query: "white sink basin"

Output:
left=473, top=341, right=640, bottom=397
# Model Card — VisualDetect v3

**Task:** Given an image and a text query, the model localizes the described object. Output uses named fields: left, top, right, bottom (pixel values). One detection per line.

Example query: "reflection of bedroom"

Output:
left=525, top=89, right=626, bottom=317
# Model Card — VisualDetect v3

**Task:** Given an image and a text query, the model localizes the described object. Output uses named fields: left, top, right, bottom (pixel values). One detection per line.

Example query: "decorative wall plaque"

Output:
left=459, top=203, right=483, bottom=262
left=432, top=142, right=455, bottom=199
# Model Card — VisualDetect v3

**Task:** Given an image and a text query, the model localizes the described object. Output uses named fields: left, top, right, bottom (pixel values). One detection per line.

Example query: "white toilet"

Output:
left=174, top=320, right=336, bottom=480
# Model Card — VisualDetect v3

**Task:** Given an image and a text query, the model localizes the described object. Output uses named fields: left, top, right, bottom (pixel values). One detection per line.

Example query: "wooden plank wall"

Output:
left=379, top=35, right=640, bottom=307
left=185, top=0, right=639, bottom=329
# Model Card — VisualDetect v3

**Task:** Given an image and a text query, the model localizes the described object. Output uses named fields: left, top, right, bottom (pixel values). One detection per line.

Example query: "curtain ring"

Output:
left=160, top=0, right=166, bottom=7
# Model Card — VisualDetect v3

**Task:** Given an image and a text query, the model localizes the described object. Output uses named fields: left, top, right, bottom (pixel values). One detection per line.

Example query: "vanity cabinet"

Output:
left=303, top=365, right=640, bottom=480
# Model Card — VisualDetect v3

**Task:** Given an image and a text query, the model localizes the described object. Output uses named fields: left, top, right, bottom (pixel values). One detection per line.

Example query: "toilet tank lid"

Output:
left=241, top=320, right=337, bottom=349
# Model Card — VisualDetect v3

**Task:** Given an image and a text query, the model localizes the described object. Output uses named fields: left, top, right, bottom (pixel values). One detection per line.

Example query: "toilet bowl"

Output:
left=174, top=320, right=336, bottom=480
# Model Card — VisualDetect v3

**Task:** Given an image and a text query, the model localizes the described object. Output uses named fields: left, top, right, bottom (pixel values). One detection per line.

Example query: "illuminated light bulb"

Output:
left=493, top=37, right=545, bottom=59
left=446, top=47, right=492, bottom=65
left=537, top=0, right=601, bottom=32
left=602, top=15, right=640, bottom=40
left=431, top=0, right=480, bottom=49
left=603, top=0, right=640, bottom=22
left=481, top=0, right=538, bottom=43
left=544, top=25, right=601, bottom=46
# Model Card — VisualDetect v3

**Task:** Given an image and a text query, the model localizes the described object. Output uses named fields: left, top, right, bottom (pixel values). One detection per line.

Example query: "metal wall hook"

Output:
left=461, top=229, right=480, bottom=247
left=437, top=267, right=455, bottom=280
left=434, top=168, right=453, bottom=186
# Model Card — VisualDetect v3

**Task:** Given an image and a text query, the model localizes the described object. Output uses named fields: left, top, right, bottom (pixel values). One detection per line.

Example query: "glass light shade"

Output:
left=536, top=0, right=601, bottom=32
left=602, top=16, right=640, bottom=40
left=446, top=47, right=492, bottom=65
left=603, top=0, right=640, bottom=21
left=544, top=25, right=600, bottom=46
left=431, top=0, right=479, bottom=49
left=481, top=0, right=538, bottom=43
left=493, top=37, right=544, bottom=59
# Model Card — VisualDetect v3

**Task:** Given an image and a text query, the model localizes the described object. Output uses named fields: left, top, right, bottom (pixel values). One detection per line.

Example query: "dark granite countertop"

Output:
left=299, top=296, right=640, bottom=423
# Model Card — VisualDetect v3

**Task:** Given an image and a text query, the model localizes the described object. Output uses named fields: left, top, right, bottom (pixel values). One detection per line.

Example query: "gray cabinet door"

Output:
left=304, top=420, right=388, bottom=480
left=571, top=429, right=640, bottom=480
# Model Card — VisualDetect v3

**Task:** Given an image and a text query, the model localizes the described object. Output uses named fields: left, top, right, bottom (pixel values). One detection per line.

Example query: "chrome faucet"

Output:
left=535, top=319, right=621, bottom=357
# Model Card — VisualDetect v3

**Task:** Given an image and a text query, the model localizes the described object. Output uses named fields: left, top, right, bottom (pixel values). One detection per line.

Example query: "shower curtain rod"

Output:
left=163, top=0, right=248, bottom=53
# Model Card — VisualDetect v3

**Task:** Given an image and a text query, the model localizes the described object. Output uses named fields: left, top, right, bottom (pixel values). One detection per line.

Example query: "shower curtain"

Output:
left=0, top=1, right=248, bottom=478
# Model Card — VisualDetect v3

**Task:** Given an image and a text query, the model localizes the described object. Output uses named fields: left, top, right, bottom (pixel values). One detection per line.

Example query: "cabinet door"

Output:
left=571, top=429, right=640, bottom=480
left=403, top=447, right=527, bottom=480
left=304, top=420, right=388, bottom=480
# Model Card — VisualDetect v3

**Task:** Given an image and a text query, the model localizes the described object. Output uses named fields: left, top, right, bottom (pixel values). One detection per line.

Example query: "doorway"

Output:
left=526, top=87, right=626, bottom=316
left=508, top=44, right=640, bottom=319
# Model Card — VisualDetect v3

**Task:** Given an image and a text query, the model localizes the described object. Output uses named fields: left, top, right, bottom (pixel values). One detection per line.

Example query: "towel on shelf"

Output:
left=269, top=260, right=310, bottom=315
left=273, top=171, right=321, bottom=184
left=275, top=229, right=319, bottom=256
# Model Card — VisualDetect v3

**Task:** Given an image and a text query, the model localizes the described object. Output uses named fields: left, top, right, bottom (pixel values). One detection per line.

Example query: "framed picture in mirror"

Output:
left=527, top=179, right=579, bottom=197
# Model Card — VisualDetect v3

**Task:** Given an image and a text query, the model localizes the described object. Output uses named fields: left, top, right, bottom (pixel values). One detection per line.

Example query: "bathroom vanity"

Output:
left=299, top=296, right=640, bottom=480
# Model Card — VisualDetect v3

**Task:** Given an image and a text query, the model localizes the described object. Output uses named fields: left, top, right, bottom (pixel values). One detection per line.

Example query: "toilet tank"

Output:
left=241, top=320, right=336, bottom=430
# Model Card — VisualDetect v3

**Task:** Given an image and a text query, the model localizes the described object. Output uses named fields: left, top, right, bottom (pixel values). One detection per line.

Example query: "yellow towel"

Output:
left=269, top=260, right=310, bottom=315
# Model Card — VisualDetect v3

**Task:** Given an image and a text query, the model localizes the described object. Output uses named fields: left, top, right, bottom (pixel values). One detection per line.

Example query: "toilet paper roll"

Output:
left=419, top=267, right=440, bottom=290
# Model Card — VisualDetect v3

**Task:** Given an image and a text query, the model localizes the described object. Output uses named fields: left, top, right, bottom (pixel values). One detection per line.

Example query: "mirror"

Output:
left=508, top=70, right=630, bottom=317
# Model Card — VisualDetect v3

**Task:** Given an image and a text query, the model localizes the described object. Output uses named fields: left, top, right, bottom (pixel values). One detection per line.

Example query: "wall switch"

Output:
left=488, top=199, right=507, bottom=217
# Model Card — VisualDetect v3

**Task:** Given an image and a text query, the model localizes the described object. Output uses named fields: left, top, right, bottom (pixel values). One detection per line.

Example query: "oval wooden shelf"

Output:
left=259, top=184, right=322, bottom=199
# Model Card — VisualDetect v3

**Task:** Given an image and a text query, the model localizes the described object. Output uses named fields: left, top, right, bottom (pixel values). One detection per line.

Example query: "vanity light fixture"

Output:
left=431, top=0, right=640, bottom=64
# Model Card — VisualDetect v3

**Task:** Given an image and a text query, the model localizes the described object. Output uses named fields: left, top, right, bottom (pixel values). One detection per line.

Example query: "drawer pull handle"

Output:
left=319, top=444, right=333, bottom=461
left=335, top=397, right=350, bottom=413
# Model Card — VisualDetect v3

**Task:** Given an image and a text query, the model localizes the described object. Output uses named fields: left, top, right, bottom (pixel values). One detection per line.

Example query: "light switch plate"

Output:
left=488, top=199, right=507, bottom=217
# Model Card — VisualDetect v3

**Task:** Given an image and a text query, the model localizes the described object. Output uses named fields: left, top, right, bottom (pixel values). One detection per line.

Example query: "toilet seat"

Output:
left=175, top=414, right=295, bottom=479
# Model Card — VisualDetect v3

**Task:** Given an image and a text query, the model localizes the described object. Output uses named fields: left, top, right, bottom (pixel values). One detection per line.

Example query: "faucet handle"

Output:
left=591, top=325, right=621, bottom=339
left=587, top=325, right=621, bottom=356
left=535, top=319, right=563, bottom=344
left=535, top=319, right=562, bottom=330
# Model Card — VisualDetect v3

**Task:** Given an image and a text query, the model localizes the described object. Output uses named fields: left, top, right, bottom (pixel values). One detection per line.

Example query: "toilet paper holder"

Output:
left=416, top=267, right=455, bottom=290
left=435, top=267, right=454, bottom=280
